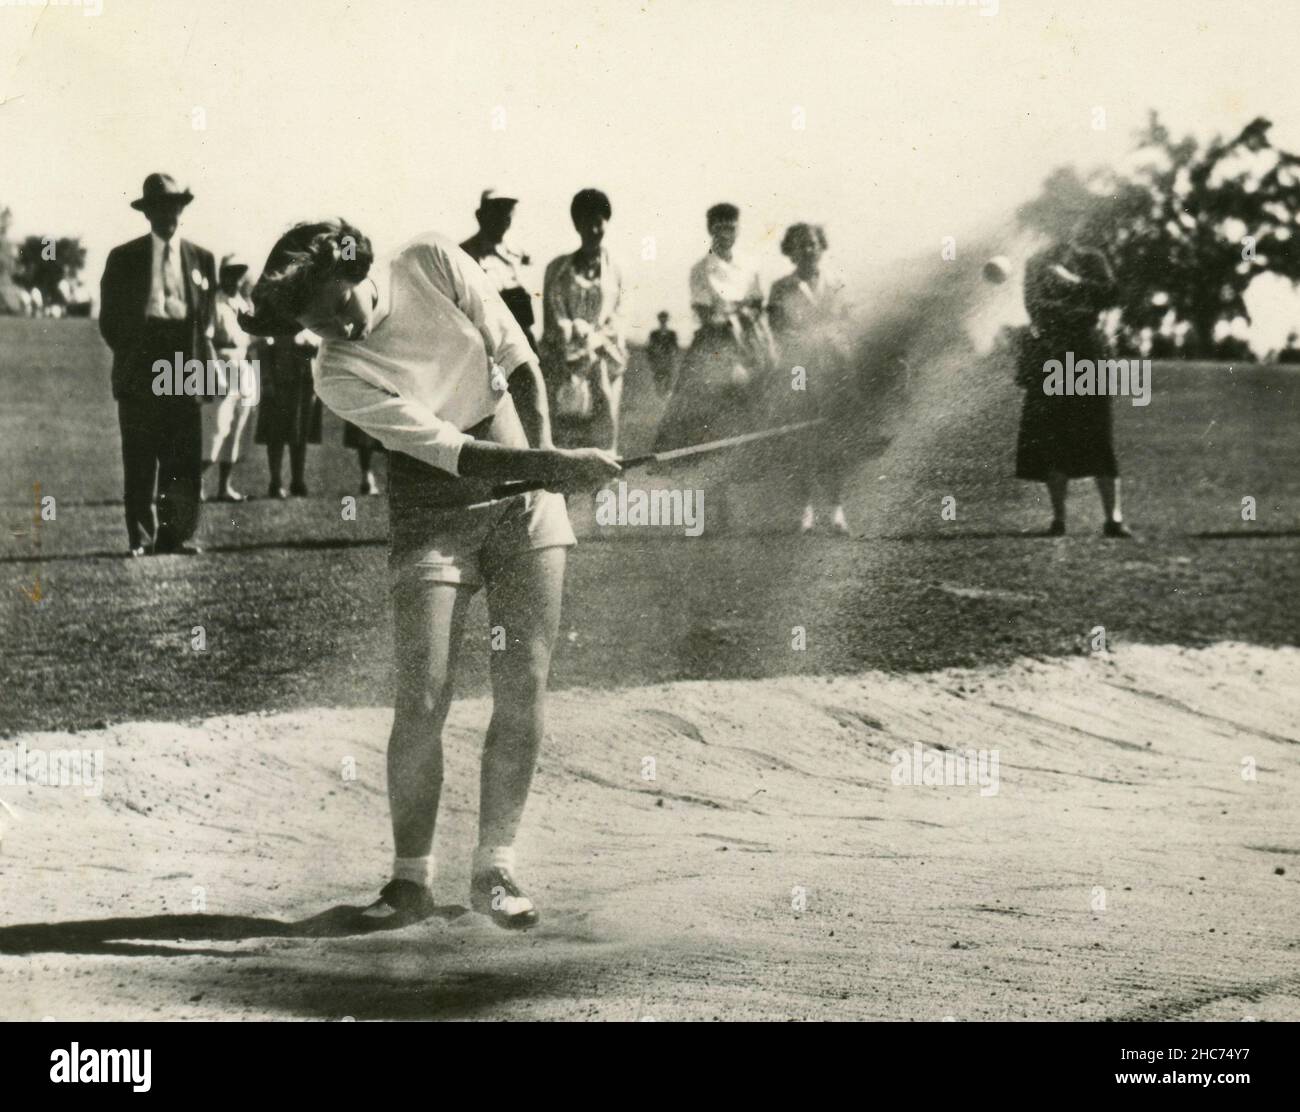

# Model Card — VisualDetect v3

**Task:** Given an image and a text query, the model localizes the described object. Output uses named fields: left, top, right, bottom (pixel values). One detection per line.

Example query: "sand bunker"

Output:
left=1, top=642, right=1297, bottom=1021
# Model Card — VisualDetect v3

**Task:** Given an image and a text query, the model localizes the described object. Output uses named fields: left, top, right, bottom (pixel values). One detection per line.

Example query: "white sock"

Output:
left=392, top=854, right=432, bottom=887
left=472, top=845, right=516, bottom=875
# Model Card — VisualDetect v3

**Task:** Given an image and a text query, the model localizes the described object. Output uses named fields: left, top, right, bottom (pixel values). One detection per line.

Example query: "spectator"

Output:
left=540, top=188, right=627, bottom=454
left=201, top=254, right=255, bottom=502
left=460, top=188, right=537, bottom=350
left=255, top=330, right=323, bottom=498
left=1014, top=236, right=1132, bottom=538
left=653, top=202, right=775, bottom=454
left=646, top=310, right=679, bottom=396
left=767, top=223, right=854, bottom=535
left=98, top=172, right=217, bottom=555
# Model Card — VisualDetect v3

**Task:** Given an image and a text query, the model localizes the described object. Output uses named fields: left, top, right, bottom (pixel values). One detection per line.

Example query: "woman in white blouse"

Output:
left=653, top=202, right=775, bottom=454
left=540, top=189, right=627, bottom=454
left=242, top=220, right=620, bottom=932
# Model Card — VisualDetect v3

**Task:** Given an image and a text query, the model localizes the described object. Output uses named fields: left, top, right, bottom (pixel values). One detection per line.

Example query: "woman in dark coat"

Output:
left=253, top=330, right=323, bottom=497
left=1014, top=240, right=1132, bottom=537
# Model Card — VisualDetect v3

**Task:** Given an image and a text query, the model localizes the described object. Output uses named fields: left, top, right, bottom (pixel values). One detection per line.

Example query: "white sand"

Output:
left=1, top=641, right=1297, bottom=1021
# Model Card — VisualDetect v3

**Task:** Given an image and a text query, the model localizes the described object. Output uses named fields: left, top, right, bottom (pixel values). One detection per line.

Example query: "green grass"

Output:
left=2, top=317, right=1298, bottom=735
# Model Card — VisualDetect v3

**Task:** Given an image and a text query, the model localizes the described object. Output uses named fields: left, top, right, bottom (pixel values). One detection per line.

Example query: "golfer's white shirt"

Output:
left=315, top=232, right=535, bottom=476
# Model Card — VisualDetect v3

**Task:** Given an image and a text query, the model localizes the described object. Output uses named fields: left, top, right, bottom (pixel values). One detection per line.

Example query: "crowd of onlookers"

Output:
left=72, top=168, right=1300, bottom=557
left=94, top=171, right=862, bottom=555
left=12, top=274, right=93, bottom=318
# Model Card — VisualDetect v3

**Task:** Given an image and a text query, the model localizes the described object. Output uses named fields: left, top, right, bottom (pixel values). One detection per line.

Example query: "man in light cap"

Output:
left=460, top=188, right=537, bottom=352
left=99, top=172, right=217, bottom=555
left=200, top=253, right=255, bottom=502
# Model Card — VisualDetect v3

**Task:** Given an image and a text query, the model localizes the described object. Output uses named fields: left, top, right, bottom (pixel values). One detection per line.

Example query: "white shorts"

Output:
left=389, top=485, right=575, bottom=590
left=386, top=395, right=576, bottom=590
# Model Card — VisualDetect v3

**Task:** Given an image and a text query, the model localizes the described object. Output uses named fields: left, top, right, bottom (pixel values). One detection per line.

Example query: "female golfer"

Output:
left=242, top=220, right=620, bottom=929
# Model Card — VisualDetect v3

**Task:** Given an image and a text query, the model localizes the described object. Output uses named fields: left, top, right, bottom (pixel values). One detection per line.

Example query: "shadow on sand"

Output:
left=0, top=906, right=643, bottom=1018
left=0, top=904, right=470, bottom=958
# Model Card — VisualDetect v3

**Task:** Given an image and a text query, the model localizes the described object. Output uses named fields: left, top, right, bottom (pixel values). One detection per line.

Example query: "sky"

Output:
left=4, top=0, right=1300, bottom=344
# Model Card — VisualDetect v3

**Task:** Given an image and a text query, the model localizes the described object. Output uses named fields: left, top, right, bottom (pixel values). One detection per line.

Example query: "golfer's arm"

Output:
left=313, top=369, right=548, bottom=479
left=458, top=440, right=564, bottom=482
left=507, top=360, right=553, bottom=449
left=435, top=241, right=550, bottom=449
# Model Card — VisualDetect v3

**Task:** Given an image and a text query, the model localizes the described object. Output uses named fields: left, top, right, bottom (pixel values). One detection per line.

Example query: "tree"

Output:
left=1018, top=113, right=1300, bottom=357
left=16, top=235, right=88, bottom=305
left=0, top=208, right=25, bottom=315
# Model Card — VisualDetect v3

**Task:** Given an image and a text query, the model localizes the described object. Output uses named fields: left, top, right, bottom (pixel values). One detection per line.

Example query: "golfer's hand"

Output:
left=547, top=448, right=621, bottom=493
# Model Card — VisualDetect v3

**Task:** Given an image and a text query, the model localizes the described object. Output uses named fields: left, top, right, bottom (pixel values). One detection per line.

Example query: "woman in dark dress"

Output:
left=254, top=330, right=323, bottom=497
left=1014, top=239, right=1132, bottom=537
left=343, top=420, right=384, bottom=495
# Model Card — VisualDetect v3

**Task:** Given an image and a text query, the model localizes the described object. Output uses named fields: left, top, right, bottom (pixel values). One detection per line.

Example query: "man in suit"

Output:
left=99, top=173, right=217, bottom=555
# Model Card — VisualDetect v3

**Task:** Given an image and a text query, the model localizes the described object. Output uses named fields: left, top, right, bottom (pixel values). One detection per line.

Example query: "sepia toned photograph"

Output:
left=1, top=0, right=1296, bottom=1073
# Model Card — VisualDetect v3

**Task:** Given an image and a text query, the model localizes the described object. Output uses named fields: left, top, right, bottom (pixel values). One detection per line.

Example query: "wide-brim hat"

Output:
left=130, top=173, right=194, bottom=212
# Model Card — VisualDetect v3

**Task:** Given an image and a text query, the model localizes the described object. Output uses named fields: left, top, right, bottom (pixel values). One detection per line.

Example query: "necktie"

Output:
left=162, top=242, right=186, bottom=319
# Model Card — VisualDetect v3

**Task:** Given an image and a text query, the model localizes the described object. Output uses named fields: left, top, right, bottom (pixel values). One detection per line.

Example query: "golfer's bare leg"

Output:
left=389, top=580, right=473, bottom=857
left=479, top=547, right=565, bottom=847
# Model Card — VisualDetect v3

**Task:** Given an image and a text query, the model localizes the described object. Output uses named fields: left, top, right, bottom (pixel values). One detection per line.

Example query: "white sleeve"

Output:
left=424, top=240, right=535, bottom=374
left=689, top=259, right=715, bottom=310
left=601, top=261, right=627, bottom=360
left=315, top=362, right=472, bottom=476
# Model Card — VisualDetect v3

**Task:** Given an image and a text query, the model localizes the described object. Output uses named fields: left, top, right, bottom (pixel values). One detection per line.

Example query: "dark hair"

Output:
left=570, top=188, right=612, bottom=225
left=780, top=223, right=828, bottom=258
left=239, top=219, right=373, bottom=336
left=706, top=203, right=740, bottom=228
